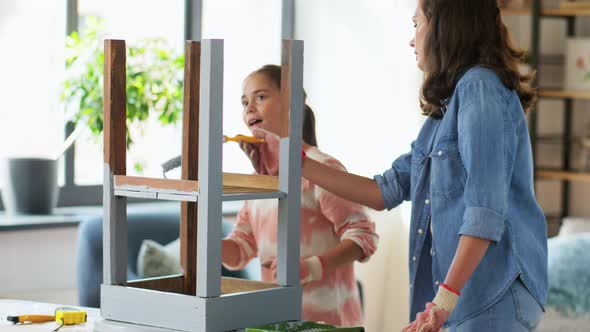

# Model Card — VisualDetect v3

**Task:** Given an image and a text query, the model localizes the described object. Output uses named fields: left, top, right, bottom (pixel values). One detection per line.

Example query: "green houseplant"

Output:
left=61, top=17, right=184, bottom=157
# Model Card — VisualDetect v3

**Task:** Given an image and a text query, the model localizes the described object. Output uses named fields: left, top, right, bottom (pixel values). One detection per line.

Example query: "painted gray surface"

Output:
left=197, top=39, right=224, bottom=298
left=101, top=285, right=301, bottom=332
left=95, top=319, right=183, bottom=332
left=101, top=38, right=306, bottom=331
left=277, top=40, right=304, bottom=290
left=114, top=189, right=157, bottom=200
left=103, top=164, right=128, bottom=285
left=1, top=158, right=58, bottom=215
left=114, top=183, right=198, bottom=196
left=221, top=191, right=285, bottom=201
left=101, top=285, right=204, bottom=331
left=114, top=187, right=285, bottom=202
left=281, top=0, right=294, bottom=39
left=157, top=192, right=198, bottom=202
left=184, top=0, right=202, bottom=42
left=205, top=286, right=302, bottom=331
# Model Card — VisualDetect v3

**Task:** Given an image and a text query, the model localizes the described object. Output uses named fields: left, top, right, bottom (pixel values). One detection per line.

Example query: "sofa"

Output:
left=76, top=202, right=259, bottom=308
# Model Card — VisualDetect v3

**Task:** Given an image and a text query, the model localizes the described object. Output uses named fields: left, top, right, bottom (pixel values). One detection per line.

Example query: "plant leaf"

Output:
left=59, top=16, right=183, bottom=150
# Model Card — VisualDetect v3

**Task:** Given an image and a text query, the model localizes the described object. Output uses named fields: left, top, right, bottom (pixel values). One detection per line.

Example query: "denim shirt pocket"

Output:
left=429, top=137, right=467, bottom=198
left=411, top=147, right=428, bottom=191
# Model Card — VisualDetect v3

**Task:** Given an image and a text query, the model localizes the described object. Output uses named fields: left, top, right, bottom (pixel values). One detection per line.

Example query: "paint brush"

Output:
left=223, top=134, right=265, bottom=144
left=161, top=135, right=265, bottom=177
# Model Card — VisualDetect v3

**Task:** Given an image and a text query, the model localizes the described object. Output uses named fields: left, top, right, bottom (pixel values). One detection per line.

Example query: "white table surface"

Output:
left=0, top=299, right=100, bottom=331
left=0, top=299, right=245, bottom=331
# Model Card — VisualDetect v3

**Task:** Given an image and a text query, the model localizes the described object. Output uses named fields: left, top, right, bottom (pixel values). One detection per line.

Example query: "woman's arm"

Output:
left=313, top=158, right=379, bottom=274
left=302, top=157, right=385, bottom=211
left=443, top=235, right=491, bottom=291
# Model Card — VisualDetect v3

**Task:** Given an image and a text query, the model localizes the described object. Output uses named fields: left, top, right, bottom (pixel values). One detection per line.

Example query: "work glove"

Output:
left=401, top=283, right=460, bottom=332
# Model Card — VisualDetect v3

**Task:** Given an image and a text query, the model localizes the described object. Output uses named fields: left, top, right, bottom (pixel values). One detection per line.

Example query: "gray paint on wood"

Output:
left=100, top=38, right=306, bottom=331
left=197, top=39, right=224, bottom=298
left=205, top=286, right=302, bottom=331
left=102, top=284, right=301, bottom=332
left=114, top=183, right=198, bottom=196
left=277, top=40, right=304, bottom=290
left=281, top=0, right=294, bottom=39
left=103, top=164, right=128, bottom=285
left=101, top=284, right=204, bottom=331
left=221, top=191, right=286, bottom=201
left=114, top=189, right=157, bottom=200
left=158, top=193, right=198, bottom=202
left=114, top=188, right=286, bottom=202
left=184, top=0, right=202, bottom=42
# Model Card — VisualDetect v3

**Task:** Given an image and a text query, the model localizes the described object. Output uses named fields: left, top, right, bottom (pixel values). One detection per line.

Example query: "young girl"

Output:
left=255, top=1, right=548, bottom=331
left=220, top=64, right=379, bottom=327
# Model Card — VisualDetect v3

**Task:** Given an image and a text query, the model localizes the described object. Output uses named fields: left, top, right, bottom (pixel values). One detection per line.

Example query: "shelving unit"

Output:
left=534, top=0, right=580, bottom=233
left=501, top=7, right=590, bottom=17
left=524, top=1, right=590, bottom=235
left=539, top=89, right=590, bottom=99
left=502, top=1, right=590, bottom=235
left=536, top=170, right=590, bottom=182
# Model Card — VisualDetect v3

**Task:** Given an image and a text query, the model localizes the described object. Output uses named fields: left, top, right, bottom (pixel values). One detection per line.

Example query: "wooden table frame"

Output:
left=100, top=38, right=304, bottom=332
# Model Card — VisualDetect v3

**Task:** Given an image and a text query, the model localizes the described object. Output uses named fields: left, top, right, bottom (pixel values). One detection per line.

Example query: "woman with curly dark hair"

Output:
left=248, top=0, right=547, bottom=330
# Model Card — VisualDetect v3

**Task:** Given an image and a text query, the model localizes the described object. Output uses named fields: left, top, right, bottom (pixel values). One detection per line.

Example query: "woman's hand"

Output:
left=401, top=284, right=460, bottom=332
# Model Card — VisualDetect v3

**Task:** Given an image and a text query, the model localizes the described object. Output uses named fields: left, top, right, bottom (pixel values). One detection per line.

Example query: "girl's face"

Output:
left=241, top=73, right=282, bottom=136
left=410, top=1, right=428, bottom=71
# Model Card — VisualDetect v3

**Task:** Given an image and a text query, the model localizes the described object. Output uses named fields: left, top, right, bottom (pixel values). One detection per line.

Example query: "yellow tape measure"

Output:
left=7, top=306, right=86, bottom=332
left=55, top=307, right=87, bottom=325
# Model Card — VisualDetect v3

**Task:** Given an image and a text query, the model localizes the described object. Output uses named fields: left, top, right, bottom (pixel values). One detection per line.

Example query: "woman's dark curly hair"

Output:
left=420, top=0, right=536, bottom=118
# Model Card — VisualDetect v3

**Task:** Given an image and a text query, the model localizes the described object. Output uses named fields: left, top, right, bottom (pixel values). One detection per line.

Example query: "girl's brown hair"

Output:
left=420, top=0, right=536, bottom=118
left=251, top=65, right=318, bottom=147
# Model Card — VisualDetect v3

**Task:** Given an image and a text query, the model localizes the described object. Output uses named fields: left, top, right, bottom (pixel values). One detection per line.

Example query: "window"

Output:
left=0, top=0, right=186, bottom=209
left=0, top=0, right=286, bottom=209
left=0, top=1, right=67, bottom=209
left=75, top=0, right=186, bottom=184
left=0, top=1, right=66, bottom=180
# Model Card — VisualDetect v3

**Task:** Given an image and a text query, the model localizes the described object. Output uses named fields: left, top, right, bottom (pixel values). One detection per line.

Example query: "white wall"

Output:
left=295, top=0, right=422, bottom=177
left=202, top=0, right=282, bottom=174
left=0, top=0, right=65, bottom=160
left=0, top=227, right=79, bottom=306
left=295, top=1, right=423, bottom=330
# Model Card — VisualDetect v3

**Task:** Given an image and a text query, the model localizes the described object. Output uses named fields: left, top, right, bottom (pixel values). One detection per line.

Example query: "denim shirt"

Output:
left=374, top=67, right=548, bottom=326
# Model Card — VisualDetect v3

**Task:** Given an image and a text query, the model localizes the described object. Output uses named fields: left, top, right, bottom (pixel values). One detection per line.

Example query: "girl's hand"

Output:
left=401, top=284, right=460, bottom=332
left=239, top=140, right=262, bottom=174
left=262, top=256, right=325, bottom=285
left=240, top=127, right=281, bottom=175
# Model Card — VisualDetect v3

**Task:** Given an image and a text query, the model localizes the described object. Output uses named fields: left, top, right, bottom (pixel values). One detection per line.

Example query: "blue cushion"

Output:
left=547, top=234, right=590, bottom=317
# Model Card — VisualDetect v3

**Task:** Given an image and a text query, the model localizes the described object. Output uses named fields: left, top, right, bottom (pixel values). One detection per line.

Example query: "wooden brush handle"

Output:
left=224, top=135, right=265, bottom=144
left=8, top=315, right=55, bottom=323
